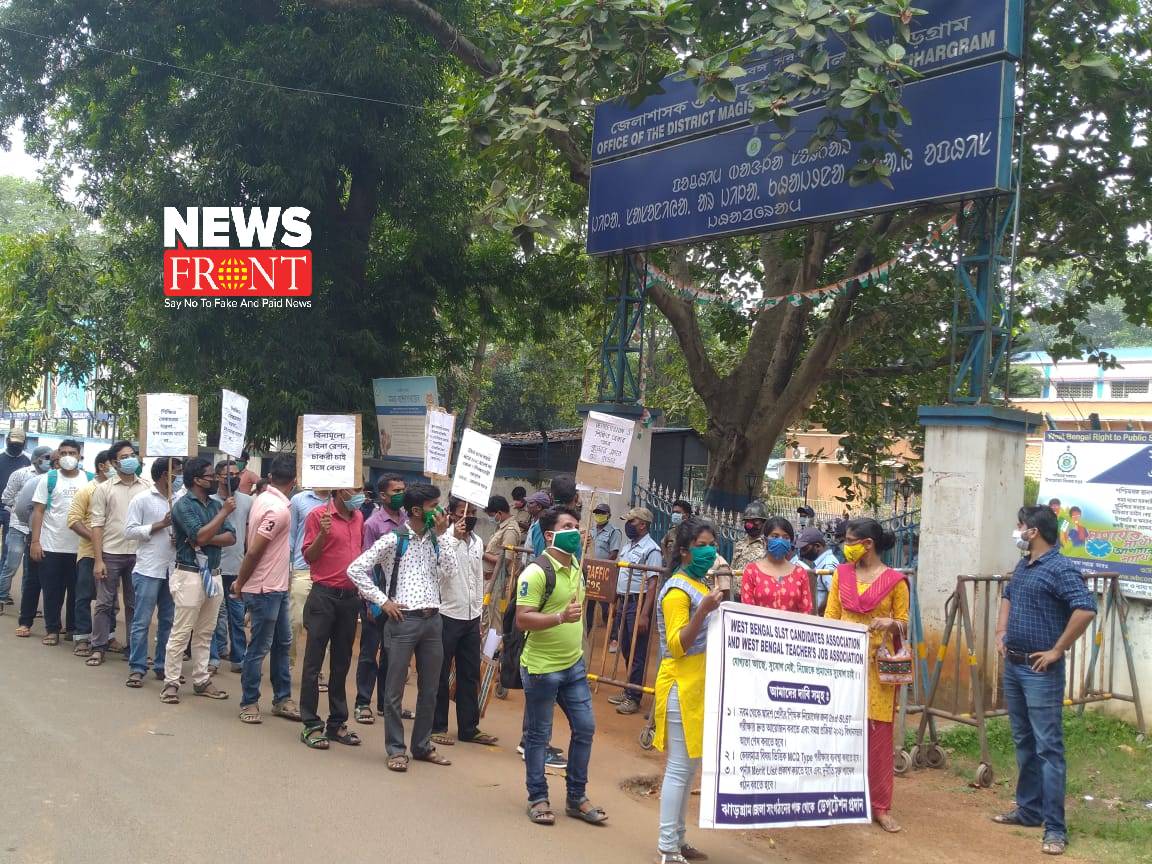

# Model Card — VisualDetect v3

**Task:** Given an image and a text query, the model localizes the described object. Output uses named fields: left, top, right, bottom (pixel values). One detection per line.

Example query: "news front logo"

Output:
left=162, top=206, right=313, bottom=309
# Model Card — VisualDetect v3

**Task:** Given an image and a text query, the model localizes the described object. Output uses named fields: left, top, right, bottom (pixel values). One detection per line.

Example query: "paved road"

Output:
left=0, top=631, right=763, bottom=864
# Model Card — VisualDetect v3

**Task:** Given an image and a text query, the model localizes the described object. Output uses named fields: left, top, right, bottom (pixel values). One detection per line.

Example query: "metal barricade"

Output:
left=913, top=571, right=1146, bottom=786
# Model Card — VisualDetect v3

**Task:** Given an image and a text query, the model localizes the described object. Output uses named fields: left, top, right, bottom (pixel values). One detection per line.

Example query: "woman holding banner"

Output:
left=740, top=516, right=813, bottom=614
left=824, top=517, right=909, bottom=834
left=652, top=518, right=724, bottom=864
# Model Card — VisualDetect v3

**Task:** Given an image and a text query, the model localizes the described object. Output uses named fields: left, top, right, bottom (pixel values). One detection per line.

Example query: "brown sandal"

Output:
left=86, top=650, right=105, bottom=666
left=15, top=626, right=31, bottom=638
left=527, top=800, right=555, bottom=825
left=387, top=754, right=410, bottom=772
left=414, top=748, right=452, bottom=766
left=73, top=640, right=92, bottom=657
left=42, top=633, right=60, bottom=646
left=160, top=684, right=180, bottom=704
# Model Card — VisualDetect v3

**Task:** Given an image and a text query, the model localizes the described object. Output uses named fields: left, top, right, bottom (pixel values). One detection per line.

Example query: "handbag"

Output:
left=876, top=622, right=914, bottom=685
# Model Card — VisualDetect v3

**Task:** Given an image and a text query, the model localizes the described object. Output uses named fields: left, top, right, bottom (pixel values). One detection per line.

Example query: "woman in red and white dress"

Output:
left=740, top=517, right=813, bottom=614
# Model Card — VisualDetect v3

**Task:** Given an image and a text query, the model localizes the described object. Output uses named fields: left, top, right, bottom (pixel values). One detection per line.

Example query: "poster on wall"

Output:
left=699, top=603, right=871, bottom=830
left=371, top=376, right=439, bottom=460
left=1038, top=430, right=1152, bottom=600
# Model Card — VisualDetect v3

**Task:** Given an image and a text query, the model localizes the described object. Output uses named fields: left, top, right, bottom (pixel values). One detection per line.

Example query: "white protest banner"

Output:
left=700, top=603, right=871, bottom=830
left=219, top=389, right=249, bottom=459
left=141, top=393, right=196, bottom=457
left=298, top=414, right=359, bottom=490
left=450, top=428, right=501, bottom=509
left=579, top=411, right=634, bottom=470
left=424, top=410, right=456, bottom=478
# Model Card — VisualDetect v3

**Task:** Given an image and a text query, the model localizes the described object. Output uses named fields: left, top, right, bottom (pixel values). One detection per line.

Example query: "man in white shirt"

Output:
left=29, top=440, right=88, bottom=645
left=5, top=446, right=52, bottom=637
left=123, top=459, right=179, bottom=687
left=432, top=497, right=498, bottom=748
left=346, top=483, right=460, bottom=772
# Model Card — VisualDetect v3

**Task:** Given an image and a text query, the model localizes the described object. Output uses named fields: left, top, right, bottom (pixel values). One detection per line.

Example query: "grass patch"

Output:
left=923, top=713, right=1152, bottom=862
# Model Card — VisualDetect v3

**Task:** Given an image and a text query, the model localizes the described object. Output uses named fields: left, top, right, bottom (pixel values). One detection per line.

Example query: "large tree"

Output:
left=0, top=0, right=585, bottom=444
left=309, top=0, right=1151, bottom=504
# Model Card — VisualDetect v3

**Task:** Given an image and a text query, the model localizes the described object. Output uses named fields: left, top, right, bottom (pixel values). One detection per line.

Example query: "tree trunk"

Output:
left=459, top=336, right=488, bottom=432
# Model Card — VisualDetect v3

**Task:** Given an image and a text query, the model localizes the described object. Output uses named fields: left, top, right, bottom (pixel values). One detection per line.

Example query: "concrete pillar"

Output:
left=915, top=406, right=1041, bottom=707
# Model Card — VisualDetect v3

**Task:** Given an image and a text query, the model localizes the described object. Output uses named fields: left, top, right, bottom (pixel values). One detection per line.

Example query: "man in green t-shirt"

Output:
left=516, top=506, right=607, bottom=828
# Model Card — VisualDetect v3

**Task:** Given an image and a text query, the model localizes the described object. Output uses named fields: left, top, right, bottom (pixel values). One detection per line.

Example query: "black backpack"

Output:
left=499, top=555, right=558, bottom=690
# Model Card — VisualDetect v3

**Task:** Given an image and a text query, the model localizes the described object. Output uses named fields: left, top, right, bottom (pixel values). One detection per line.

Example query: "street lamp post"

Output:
left=745, top=471, right=759, bottom=504
left=798, top=463, right=810, bottom=505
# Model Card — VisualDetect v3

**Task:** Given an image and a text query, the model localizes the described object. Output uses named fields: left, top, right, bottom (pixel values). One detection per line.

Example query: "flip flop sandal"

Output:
left=86, top=651, right=106, bottom=666
left=301, top=727, right=330, bottom=750
left=386, top=754, right=410, bottom=773
left=1042, top=838, right=1067, bottom=856
left=329, top=726, right=362, bottom=747
left=160, top=685, right=180, bottom=704
left=413, top=748, right=452, bottom=766
left=126, top=672, right=145, bottom=688
left=15, top=626, right=31, bottom=638
left=73, top=640, right=92, bottom=657
left=462, top=731, right=498, bottom=746
left=993, top=810, right=1042, bottom=827
left=565, top=799, right=608, bottom=825
left=42, top=633, right=60, bottom=646
left=354, top=706, right=375, bottom=724
left=106, top=638, right=124, bottom=652
left=527, top=801, right=555, bottom=826
left=239, top=706, right=262, bottom=724
left=875, top=813, right=902, bottom=834
left=431, top=733, right=457, bottom=746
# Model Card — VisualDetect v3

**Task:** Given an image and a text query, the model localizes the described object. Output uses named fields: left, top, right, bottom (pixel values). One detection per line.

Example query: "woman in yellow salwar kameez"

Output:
left=652, top=518, right=724, bottom=864
left=824, top=517, right=910, bottom=834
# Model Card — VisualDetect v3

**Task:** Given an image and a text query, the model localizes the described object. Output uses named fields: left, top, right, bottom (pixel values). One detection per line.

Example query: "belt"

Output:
left=1005, top=648, right=1037, bottom=666
left=311, top=583, right=359, bottom=599
left=176, top=563, right=221, bottom=577
left=400, top=608, right=439, bottom=619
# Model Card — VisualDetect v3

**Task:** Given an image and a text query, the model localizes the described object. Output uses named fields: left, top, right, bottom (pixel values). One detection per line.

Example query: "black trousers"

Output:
left=39, top=551, right=78, bottom=635
left=299, top=584, right=360, bottom=731
left=355, top=608, right=389, bottom=710
left=433, top=614, right=482, bottom=740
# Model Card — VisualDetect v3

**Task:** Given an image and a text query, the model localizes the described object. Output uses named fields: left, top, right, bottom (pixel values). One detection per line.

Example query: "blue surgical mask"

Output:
left=767, top=537, right=793, bottom=559
left=670, top=512, right=684, bottom=526
left=172, top=476, right=184, bottom=493
left=118, top=456, right=140, bottom=475
left=346, top=493, right=367, bottom=510
left=36, top=458, right=51, bottom=472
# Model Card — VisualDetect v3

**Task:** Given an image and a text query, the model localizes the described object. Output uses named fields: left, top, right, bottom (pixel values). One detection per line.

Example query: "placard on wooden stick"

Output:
left=423, top=395, right=456, bottom=487
left=138, top=394, right=199, bottom=458
left=296, top=414, right=362, bottom=490
left=574, top=411, right=635, bottom=494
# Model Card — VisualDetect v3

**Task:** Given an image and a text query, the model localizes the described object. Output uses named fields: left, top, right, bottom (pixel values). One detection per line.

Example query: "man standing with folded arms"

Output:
left=163, top=457, right=234, bottom=704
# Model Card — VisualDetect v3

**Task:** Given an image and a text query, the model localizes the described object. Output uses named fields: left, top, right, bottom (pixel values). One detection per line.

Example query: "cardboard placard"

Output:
left=138, top=394, right=198, bottom=458
left=450, top=428, right=501, bottom=509
left=582, top=558, right=618, bottom=603
left=575, top=411, right=635, bottom=494
left=219, top=388, right=249, bottom=459
left=296, top=414, right=361, bottom=490
left=424, top=406, right=456, bottom=479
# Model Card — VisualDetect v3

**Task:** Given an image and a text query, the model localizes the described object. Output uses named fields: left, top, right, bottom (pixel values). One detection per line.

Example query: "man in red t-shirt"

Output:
left=298, top=486, right=367, bottom=749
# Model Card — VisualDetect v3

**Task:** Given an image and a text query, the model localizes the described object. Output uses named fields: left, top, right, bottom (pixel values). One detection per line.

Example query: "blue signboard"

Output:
left=587, top=62, right=1014, bottom=256
left=592, top=0, right=1022, bottom=164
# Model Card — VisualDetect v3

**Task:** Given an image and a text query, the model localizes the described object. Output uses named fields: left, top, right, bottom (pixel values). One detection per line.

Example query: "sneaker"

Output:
left=616, top=699, right=641, bottom=716
left=545, top=750, right=568, bottom=770
left=607, top=692, right=629, bottom=705
left=517, top=743, right=526, bottom=757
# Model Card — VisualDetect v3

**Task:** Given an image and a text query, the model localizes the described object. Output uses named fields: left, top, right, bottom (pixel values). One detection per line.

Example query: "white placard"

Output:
left=450, top=428, right=502, bottom=509
left=482, top=628, right=502, bottom=661
left=424, top=410, right=456, bottom=477
left=300, top=414, right=357, bottom=490
left=219, top=389, right=249, bottom=459
left=700, top=603, right=871, bottom=830
left=579, top=411, right=634, bottom=470
left=146, top=394, right=192, bottom=457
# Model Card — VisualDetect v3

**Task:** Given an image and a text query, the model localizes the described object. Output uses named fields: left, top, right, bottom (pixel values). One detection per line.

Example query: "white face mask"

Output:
left=1012, top=529, right=1030, bottom=552
left=59, top=455, right=79, bottom=471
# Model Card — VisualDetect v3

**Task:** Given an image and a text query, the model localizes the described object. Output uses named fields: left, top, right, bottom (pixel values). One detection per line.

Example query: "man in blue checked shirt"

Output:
left=992, top=505, right=1096, bottom=857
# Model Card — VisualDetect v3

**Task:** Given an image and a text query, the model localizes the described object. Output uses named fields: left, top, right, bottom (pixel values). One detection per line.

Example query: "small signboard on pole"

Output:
left=450, top=428, right=501, bottom=510
left=138, top=393, right=198, bottom=458
left=296, top=414, right=361, bottom=490
left=219, top=389, right=249, bottom=459
left=575, top=411, right=635, bottom=494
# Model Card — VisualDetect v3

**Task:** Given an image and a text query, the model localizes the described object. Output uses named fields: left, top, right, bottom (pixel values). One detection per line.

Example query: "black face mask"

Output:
left=226, top=476, right=241, bottom=495
left=464, top=516, right=478, bottom=533
left=6, top=444, right=22, bottom=456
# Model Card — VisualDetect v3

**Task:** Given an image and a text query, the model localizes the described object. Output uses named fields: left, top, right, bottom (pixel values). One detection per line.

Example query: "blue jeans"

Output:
left=241, top=591, right=292, bottom=707
left=522, top=657, right=595, bottom=805
left=213, top=579, right=247, bottom=665
left=128, top=573, right=174, bottom=675
left=658, top=685, right=700, bottom=852
left=1003, top=660, right=1067, bottom=840
left=0, top=528, right=26, bottom=602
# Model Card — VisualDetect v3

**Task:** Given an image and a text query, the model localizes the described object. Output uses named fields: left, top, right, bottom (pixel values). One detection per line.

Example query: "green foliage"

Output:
left=1023, top=475, right=1040, bottom=507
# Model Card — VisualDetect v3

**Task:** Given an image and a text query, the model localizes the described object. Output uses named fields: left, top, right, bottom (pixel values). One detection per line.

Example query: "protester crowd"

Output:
left=0, top=433, right=1095, bottom=860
